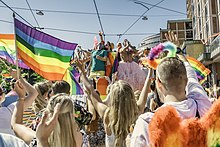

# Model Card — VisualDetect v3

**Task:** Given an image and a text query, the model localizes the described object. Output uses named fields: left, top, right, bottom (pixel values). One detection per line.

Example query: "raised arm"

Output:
left=99, top=31, right=105, bottom=44
left=165, top=31, right=211, bottom=116
left=137, top=68, right=153, bottom=114
left=10, top=69, right=38, bottom=110
left=76, top=60, right=108, bottom=119
left=11, top=80, right=36, bottom=145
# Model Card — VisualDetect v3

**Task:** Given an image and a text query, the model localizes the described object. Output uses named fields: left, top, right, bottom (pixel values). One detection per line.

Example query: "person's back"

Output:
left=0, top=86, right=16, bottom=135
left=0, top=133, right=28, bottom=147
left=131, top=57, right=211, bottom=146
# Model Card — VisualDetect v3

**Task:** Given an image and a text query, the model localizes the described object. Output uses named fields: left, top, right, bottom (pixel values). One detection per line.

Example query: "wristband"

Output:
left=17, top=98, right=25, bottom=101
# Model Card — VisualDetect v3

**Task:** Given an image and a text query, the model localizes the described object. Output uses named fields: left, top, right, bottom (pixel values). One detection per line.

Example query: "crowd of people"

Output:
left=0, top=31, right=219, bottom=147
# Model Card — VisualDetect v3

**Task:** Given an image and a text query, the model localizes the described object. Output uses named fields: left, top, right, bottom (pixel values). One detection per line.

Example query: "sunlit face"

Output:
left=117, top=43, right=122, bottom=49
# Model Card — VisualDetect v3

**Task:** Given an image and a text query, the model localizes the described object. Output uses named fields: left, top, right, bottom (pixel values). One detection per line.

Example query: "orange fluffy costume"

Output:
left=148, top=98, right=220, bottom=147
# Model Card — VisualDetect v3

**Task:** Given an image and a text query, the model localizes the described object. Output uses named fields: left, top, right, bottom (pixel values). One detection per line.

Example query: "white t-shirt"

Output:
left=0, top=103, right=16, bottom=136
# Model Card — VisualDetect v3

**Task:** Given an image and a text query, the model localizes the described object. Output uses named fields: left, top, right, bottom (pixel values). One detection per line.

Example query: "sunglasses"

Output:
left=0, top=88, right=6, bottom=96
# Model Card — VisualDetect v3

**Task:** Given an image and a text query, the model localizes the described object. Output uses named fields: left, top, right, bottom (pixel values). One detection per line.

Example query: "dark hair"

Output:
left=52, top=80, right=70, bottom=95
left=150, top=80, right=156, bottom=91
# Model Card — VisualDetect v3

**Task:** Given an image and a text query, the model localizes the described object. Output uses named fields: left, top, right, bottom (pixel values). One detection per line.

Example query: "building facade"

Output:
left=160, top=19, right=193, bottom=45
left=188, top=0, right=220, bottom=88
left=138, top=33, right=160, bottom=50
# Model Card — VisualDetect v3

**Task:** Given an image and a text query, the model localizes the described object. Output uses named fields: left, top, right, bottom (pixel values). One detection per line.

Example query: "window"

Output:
left=178, top=31, right=185, bottom=39
left=211, top=0, right=217, bottom=14
left=178, top=22, right=184, bottom=30
left=205, top=6, right=208, bottom=20
left=169, top=23, right=176, bottom=30
left=186, top=30, right=193, bottom=38
left=212, top=17, right=218, bottom=33
left=206, top=22, right=209, bottom=36
left=186, top=22, right=192, bottom=29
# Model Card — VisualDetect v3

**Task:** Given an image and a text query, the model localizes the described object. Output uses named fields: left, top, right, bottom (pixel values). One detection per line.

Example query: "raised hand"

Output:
left=9, top=68, right=21, bottom=80
left=36, top=103, right=61, bottom=146
left=75, top=60, right=85, bottom=73
left=165, top=31, right=180, bottom=47
left=14, top=80, right=25, bottom=98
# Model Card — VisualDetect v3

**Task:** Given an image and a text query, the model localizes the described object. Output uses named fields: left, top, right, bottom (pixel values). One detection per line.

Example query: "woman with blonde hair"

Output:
left=11, top=80, right=82, bottom=147
left=76, top=60, right=152, bottom=147
left=23, top=81, right=52, bottom=128
left=32, top=81, right=52, bottom=113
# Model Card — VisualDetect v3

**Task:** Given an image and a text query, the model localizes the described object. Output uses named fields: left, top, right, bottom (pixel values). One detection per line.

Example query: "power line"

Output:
left=44, top=27, right=156, bottom=36
left=0, top=0, right=34, bottom=27
left=0, top=19, right=12, bottom=24
left=25, top=0, right=41, bottom=28
left=134, top=0, right=186, bottom=15
left=118, top=0, right=166, bottom=42
left=93, top=0, right=105, bottom=37
left=44, top=27, right=97, bottom=35
left=0, top=5, right=185, bottom=17
left=0, top=19, right=157, bottom=36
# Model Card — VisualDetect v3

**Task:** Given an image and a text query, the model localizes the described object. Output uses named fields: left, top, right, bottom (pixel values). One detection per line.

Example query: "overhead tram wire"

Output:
left=0, top=19, right=12, bottom=24
left=0, top=0, right=34, bottom=27
left=117, top=0, right=165, bottom=42
left=25, top=0, right=41, bottom=29
left=93, top=0, right=105, bottom=39
left=134, top=0, right=187, bottom=15
left=0, top=18, right=157, bottom=36
left=0, top=5, right=185, bottom=17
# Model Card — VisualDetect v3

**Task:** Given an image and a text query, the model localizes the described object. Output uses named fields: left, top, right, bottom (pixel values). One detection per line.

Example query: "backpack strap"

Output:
left=194, top=100, right=200, bottom=118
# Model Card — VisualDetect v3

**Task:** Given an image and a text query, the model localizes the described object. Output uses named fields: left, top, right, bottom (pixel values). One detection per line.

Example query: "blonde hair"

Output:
left=47, top=93, right=77, bottom=147
left=108, top=80, right=138, bottom=147
left=32, top=81, right=52, bottom=113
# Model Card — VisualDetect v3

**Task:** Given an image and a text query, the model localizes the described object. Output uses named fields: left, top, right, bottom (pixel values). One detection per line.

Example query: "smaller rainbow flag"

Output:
left=63, top=67, right=84, bottom=95
left=187, top=56, right=211, bottom=80
left=0, top=34, right=29, bottom=69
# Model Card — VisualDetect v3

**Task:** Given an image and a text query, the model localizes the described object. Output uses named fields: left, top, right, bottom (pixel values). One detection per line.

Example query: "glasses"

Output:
left=0, top=88, right=6, bottom=96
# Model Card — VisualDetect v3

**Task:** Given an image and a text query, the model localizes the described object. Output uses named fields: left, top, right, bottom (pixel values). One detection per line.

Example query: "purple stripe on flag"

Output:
left=69, top=69, right=84, bottom=95
left=0, top=50, right=29, bottom=69
left=15, top=19, right=77, bottom=50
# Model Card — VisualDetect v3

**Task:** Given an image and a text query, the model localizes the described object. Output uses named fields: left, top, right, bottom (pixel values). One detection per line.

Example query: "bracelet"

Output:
left=17, top=98, right=25, bottom=101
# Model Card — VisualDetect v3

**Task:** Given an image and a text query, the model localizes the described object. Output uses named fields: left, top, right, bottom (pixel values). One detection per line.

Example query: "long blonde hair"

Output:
left=33, top=81, right=52, bottom=113
left=108, top=80, right=138, bottom=147
left=47, top=93, right=77, bottom=147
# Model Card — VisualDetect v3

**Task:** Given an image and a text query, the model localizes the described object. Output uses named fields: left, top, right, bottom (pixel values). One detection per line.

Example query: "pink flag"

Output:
left=93, top=36, right=98, bottom=49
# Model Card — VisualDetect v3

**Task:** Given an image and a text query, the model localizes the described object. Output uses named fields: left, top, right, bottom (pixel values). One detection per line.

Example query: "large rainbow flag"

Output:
left=0, top=34, right=29, bottom=69
left=63, top=67, right=84, bottom=95
left=14, top=18, right=77, bottom=81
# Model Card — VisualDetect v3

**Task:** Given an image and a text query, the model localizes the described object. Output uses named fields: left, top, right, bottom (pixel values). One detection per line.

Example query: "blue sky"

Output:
left=0, top=0, right=186, bottom=49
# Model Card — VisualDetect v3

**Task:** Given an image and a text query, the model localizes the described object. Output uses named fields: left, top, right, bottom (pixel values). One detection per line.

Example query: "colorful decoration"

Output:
left=149, top=98, right=220, bottom=147
left=186, top=56, right=211, bottom=81
left=63, top=67, right=84, bottom=95
left=147, top=42, right=177, bottom=69
left=0, top=34, right=29, bottom=69
left=143, top=41, right=210, bottom=81
left=15, top=18, right=77, bottom=81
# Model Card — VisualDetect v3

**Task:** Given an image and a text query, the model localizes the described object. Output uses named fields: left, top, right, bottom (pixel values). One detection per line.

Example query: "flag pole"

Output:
left=13, top=13, right=19, bottom=79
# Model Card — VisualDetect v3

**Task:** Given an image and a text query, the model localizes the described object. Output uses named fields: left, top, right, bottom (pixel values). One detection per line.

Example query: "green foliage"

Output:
left=0, top=61, right=44, bottom=92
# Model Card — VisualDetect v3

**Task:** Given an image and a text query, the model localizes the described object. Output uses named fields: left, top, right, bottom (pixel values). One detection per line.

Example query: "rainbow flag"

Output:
left=0, top=34, right=29, bottom=69
left=187, top=56, right=211, bottom=81
left=14, top=18, right=77, bottom=81
left=63, top=67, right=84, bottom=95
